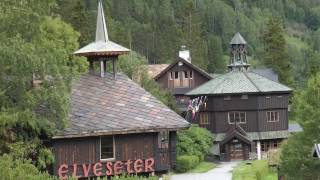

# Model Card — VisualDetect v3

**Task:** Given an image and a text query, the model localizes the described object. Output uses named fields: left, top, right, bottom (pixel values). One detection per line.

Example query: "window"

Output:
left=158, top=131, right=169, bottom=149
left=224, top=96, right=231, bottom=100
left=228, top=112, right=246, bottom=124
left=100, top=136, right=114, bottom=160
left=261, top=142, right=265, bottom=152
left=277, top=96, right=283, bottom=98
left=265, top=96, right=271, bottom=99
left=200, top=112, right=210, bottom=124
left=241, top=95, right=248, bottom=99
left=169, top=72, right=174, bottom=80
left=266, top=111, right=279, bottom=122
left=234, top=143, right=242, bottom=152
left=190, top=71, right=193, bottom=79
left=184, top=71, right=189, bottom=78
left=174, top=72, right=179, bottom=79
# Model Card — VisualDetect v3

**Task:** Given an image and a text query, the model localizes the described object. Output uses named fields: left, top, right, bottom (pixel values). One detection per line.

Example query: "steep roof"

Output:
left=186, top=71, right=292, bottom=95
left=230, top=32, right=247, bottom=45
left=53, top=73, right=190, bottom=139
left=74, top=0, right=129, bottom=56
left=153, top=58, right=212, bottom=80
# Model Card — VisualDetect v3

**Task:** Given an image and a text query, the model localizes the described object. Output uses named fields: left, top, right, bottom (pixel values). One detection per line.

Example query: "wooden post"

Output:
left=112, top=59, right=116, bottom=78
left=100, top=60, right=104, bottom=77
left=103, top=59, right=107, bottom=73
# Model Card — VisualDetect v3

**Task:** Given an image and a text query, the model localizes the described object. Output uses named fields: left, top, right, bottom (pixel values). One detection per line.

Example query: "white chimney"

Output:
left=179, top=45, right=191, bottom=63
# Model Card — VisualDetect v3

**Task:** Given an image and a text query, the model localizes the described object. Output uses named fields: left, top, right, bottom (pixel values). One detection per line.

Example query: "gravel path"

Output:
left=170, top=161, right=239, bottom=180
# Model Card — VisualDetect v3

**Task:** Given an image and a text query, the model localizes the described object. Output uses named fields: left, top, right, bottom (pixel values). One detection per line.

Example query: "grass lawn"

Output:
left=232, top=160, right=277, bottom=180
left=187, top=162, right=216, bottom=173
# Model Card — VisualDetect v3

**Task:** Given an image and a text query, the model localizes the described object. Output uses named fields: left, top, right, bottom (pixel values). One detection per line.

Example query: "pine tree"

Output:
left=263, top=17, right=294, bottom=86
left=207, top=35, right=225, bottom=73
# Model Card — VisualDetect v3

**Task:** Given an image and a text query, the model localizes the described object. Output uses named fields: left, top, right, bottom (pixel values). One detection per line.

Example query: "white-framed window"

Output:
left=199, top=112, right=210, bottom=125
left=100, top=136, right=115, bottom=161
left=174, top=71, right=179, bottom=79
left=241, top=95, right=248, bottom=99
left=184, top=71, right=189, bottom=79
left=266, top=111, right=279, bottom=122
left=169, top=72, right=174, bottom=80
left=228, top=111, right=246, bottom=124
left=265, top=96, right=271, bottom=99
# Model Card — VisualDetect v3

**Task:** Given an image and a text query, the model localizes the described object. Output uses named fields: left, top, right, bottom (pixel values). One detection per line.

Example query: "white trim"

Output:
left=266, top=111, right=279, bottom=122
left=228, top=111, right=247, bottom=124
left=100, top=136, right=115, bottom=162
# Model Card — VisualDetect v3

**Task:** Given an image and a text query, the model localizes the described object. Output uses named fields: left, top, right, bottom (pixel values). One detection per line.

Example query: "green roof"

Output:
left=214, top=130, right=290, bottom=141
left=186, top=71, right=292, bottom=95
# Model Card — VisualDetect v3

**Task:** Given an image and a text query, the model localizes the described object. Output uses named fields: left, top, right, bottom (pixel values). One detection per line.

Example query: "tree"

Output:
left=207, top=35, right=225, bottom=73
left=118, top=52, right=179, bottom=112
left=263, top=17, right=294, bottom=86
left=280, top=73, right=320, bottom=179
left=0, top=0, right=87, bottom=168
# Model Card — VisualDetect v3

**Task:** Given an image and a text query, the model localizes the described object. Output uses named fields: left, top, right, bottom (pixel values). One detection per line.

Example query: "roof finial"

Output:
left=95, top=0, right=108, bottom=42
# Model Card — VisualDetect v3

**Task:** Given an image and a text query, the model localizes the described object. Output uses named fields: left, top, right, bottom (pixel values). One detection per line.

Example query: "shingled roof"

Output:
left=186, top=71, right=292, bottom=95
left=53, top=73, right=190, bottom=139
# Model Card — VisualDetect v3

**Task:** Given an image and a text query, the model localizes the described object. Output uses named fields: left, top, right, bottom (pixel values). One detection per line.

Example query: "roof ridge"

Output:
left=243, top=71, right=261, bottom=92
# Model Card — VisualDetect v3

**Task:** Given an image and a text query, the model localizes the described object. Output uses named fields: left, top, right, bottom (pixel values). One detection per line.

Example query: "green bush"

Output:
left=176, top=155, right=199, bottom=173
left=0, top=154, right=55, bottom=180
left=177, top=125, right=213, bottom=161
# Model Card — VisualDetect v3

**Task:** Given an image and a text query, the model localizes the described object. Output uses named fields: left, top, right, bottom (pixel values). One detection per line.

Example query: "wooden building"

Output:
left=147, top=50, right=212, bottom=112
left=186, top=32, right=292, bottom=161
left=50, top=1, right=190, bottom=179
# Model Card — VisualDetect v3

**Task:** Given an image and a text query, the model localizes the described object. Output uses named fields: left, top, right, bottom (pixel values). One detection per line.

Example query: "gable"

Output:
left=154, top=58, right=212, bottom=81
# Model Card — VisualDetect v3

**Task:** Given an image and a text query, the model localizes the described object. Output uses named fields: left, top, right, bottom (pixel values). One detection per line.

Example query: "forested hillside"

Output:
left=58, top=0, right=320, bottom=87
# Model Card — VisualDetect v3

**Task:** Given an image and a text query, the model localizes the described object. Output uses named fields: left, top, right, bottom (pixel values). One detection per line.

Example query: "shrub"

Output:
left=177, top=125, right=213, bottom=161
left=176, top=155, right=199, bottom=173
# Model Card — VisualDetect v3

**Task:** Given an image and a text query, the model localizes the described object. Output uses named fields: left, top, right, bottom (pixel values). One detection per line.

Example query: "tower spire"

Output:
left=95, top=0, right=108, bottom=42
left=74, top=0, right=130, bottom=78
left=228, top=32, right=250, bottom=71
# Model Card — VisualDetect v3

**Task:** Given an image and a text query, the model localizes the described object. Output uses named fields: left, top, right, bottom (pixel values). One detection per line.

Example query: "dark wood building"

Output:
left=186, top=32, right=292, bottom=161
left=50, top=1, right=190, bottom=179
left=148, top=54, right=212, bottom=112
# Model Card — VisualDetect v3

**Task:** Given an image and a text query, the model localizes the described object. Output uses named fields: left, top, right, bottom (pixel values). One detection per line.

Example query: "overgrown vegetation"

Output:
left=233, top=160, right=277, bottom=180
left=0, top=0, right=87, bottom=173
left=176, top=125, right=213, bottom=172
left=118, top=52, right=179, bottom=112
left=279, top=73, right=320, bottom=180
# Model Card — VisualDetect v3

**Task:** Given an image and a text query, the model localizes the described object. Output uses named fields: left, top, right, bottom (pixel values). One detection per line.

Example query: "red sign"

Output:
left=58, top=158, right=155, bottom=179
